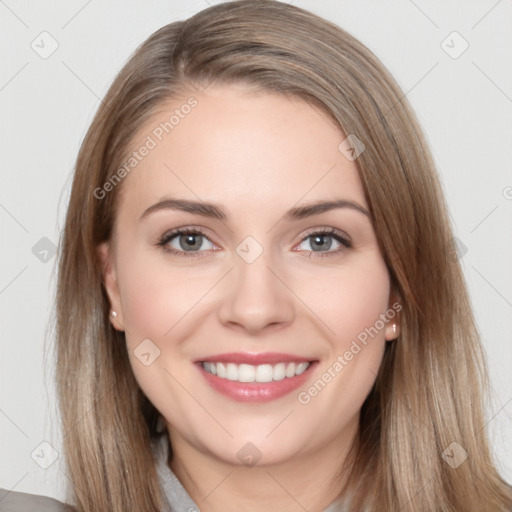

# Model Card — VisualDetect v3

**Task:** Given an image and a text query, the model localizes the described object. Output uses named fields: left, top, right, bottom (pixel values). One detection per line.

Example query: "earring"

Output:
left=111, top=311, right=118, bottom=318
left=392, top=324, right=397, bottom=334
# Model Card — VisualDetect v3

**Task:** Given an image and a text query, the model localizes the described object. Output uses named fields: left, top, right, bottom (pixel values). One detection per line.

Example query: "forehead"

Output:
left=115, top=85, right=366, bottom=220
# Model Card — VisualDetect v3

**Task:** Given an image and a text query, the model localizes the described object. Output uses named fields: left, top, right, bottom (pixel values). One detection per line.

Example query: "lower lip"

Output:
left=196, top=362, right=318, bottom=403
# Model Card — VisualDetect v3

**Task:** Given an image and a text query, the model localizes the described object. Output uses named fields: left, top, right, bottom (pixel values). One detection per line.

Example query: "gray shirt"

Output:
left=0, top=437, right=346, bottom=511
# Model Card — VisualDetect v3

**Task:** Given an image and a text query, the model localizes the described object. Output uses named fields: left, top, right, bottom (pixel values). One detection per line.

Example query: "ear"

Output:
left=384, top=286, right=401, bottom=342
left=97, top=241, right=125, bottom=331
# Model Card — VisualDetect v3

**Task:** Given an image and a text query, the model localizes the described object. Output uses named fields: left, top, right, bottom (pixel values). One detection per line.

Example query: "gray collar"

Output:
left=153, top=434, right=201, bottom=512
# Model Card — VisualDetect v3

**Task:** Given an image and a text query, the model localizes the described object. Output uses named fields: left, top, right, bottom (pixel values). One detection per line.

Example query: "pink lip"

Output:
left=195, top=352, right=313, bottom=365
left=195, top=359, right=319, bottom=403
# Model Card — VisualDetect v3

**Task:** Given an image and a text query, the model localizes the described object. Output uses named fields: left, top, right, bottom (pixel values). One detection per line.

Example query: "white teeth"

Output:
left=226, top=363, right=238, bottom=381
left=295, top=362, right=309, bottom=375
left=238, top=364, right=255, bottom=382
left=285, top=362, right=296, bottom=378
left=272, top=363, right=286, bottom=381
left=201, top=361, right=311, bottom=382
left=216, top=362, right=226, bottom=378
left=255, top=364, right=273, bottom=382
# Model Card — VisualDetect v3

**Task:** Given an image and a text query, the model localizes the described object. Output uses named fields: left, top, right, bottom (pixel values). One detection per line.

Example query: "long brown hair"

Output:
left=54, top=1, right=512, bottom=510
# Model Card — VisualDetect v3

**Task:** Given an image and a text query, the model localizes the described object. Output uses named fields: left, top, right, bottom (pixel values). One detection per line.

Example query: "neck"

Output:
left=168, top=421, right=358, bottom=512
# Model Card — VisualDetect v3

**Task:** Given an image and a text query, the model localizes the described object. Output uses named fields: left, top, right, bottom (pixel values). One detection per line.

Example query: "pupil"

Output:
left=181, top=234, right=201, bottom=250
left=312, top=234, right=331, bottom=251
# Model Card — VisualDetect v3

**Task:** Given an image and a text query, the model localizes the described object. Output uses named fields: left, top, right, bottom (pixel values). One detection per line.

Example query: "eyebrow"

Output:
left=139, top=197, right=370, bottom=222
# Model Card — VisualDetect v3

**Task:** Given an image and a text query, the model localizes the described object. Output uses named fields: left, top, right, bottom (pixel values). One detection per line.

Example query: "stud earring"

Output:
left=392, top=324, right=397, bottom=334
left=111, top=311, right=118, bottom=318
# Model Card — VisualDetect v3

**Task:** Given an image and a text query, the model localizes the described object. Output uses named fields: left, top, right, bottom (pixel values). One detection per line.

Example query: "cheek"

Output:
left=301, top=252, right=391, bottom=344
left=293, top=253, right=391, bottom=420
left=114, top=243, right=219, bottom=398
left=114, top=246, right=198, bottom=415
left=120, top=273, right=167, bottom=342
left=116, top=244, right=209, bottom=343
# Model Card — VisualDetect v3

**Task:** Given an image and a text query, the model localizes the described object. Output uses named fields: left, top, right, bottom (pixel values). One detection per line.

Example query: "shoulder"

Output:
left=0, top=489, right=75, bottom=512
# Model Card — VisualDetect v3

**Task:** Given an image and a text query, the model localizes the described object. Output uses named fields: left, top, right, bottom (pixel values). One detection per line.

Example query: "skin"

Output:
left=98, top=83, right=400, bottom=512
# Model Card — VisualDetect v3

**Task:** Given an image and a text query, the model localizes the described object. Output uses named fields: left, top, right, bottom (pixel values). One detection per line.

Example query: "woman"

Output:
left=3, top=1, right=511, bottom=510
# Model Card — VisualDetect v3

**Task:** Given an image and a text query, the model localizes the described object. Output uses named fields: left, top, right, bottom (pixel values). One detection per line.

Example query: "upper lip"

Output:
left=196, top=352, right=315, bottom=365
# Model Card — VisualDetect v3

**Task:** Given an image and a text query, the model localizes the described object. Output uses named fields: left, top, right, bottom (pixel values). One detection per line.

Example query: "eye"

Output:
left=156, top=227, right=352, bottom=258
left=295, top=228, right=352, bottom=258
left=157, top=227, right=216, bottom=257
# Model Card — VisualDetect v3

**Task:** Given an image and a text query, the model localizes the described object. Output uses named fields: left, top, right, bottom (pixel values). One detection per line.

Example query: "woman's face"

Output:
left=98, top=84, right=398, bottom=468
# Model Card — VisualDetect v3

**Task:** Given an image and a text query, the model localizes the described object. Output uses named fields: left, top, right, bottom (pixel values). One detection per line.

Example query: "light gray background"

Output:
left=1, top=0, right=511, bottom=503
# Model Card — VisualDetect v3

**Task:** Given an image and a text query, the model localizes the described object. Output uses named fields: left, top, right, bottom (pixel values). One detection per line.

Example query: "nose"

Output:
left=217, top=251, right=295, bottom=335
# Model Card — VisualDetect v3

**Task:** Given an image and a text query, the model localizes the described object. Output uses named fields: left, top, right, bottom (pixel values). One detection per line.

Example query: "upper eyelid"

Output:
left=298, top=226, right=350, bottom=240
left=160, top=226, right=218, bottom=245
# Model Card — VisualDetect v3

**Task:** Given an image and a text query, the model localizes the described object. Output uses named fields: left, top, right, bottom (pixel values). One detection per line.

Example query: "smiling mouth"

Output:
left=200, top=361, right=312, bottom=383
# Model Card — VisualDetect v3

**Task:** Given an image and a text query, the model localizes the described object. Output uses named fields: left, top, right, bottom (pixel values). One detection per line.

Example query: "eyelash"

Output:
left=156, top=227, right=352, bottom=258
